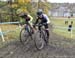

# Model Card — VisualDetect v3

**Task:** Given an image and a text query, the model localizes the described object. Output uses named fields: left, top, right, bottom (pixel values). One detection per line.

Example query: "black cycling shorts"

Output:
left=44, top=23, right=48, bottom=29
left=38, top=23, right=49, bottom=30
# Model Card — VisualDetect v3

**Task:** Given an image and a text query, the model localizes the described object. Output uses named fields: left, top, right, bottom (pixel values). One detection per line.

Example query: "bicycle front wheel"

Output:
left=34, top=31, right=45, bottom=50
left=20, top=28, right=31, bottom=45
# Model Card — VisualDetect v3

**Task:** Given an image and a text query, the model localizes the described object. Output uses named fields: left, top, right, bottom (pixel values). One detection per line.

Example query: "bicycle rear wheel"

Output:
left=20, top=28, right=31, bottom=45
left=34, top=30, right=45, bottom=50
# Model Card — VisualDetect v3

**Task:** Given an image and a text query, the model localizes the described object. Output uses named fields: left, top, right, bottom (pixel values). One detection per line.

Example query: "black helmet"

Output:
left=19, top=13, right=27, bottom=18
left=23, top=13, right=28, bottom=17
left=37, top=9, right=43, bottom=16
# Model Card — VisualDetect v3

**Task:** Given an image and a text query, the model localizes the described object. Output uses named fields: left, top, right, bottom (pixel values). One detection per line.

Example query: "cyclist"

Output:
left=19, top=12, right=34, bottom=33
left=34, top=9, right=50, bottom=44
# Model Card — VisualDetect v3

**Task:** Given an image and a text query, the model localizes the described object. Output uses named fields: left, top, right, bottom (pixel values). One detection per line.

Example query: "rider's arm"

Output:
left=33, top=18, right=39, bottom=28
left=35, top=18, right=39, bottom=24
left=28, top=14, right=33, bottom=22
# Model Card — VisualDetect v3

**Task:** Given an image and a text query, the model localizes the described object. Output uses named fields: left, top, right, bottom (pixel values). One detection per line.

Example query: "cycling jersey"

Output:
left=42, top=14, right=50, bottom=24
left=27, top=14, right=33, bottom=24
left=35, top=14, right=50, bottom=24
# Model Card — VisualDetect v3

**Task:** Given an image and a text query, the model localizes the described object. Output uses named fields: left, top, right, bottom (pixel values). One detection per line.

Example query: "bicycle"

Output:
left=20, top=23, right=33, bottom=45
left=34, top=23, right=48, bottom=50
left=20, top=23, right=48, bottom=50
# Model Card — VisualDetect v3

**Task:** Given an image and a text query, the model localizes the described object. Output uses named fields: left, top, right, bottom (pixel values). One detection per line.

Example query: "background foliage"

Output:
left=0, top=0, right=51, bottom=22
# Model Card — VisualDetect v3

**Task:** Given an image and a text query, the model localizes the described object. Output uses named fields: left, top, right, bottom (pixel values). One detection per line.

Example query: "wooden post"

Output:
left=68, top=24, right=72, bottom=38
left=0, top=28, right=5, bottom=42
left=71, top=29, right=72, bottom=38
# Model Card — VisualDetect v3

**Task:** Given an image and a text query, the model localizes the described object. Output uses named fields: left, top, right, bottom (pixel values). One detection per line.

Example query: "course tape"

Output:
left=53, top=25, right=75, bottom=34
left=54, top=25, right=75, bottom=30
left=0, top=22, right=20, bottom=24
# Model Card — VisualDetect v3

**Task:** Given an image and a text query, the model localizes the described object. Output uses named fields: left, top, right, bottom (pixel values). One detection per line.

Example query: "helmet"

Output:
left=23, top=13, right=28, bottom=17
left=19, top=13, right=28, bottom=18
left=37, top=9, right=43, bottom=16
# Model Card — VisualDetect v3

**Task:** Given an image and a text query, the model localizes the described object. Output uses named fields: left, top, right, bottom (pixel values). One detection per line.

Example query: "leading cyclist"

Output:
left=34, top=9, right=51, bottom=44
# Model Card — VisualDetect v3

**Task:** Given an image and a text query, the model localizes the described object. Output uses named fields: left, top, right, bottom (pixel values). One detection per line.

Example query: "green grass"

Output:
left=51, top=18, right=75, bottom=26
left=0, top=24, right=20, bottom=48
left=53, top=28, right=75, bottom=39
left=51, top=18, right=75, bottom=39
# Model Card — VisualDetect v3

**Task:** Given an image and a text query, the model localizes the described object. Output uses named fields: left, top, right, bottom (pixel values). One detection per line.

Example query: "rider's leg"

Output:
left=44, top=24, right=49, bottom=44
left=45, top=29, right=49, bottom=38
left=45, top=24, right=49, bottom=38
left=28, top=21, right=34, bottom=34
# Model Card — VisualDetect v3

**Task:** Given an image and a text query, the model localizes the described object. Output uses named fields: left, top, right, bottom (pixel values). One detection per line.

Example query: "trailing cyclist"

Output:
left=34, top=9, right=51, bottom=44
left=19, top=12, right=34, bottom=33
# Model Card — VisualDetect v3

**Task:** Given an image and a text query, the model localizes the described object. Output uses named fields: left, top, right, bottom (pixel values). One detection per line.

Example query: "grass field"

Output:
left=0, top=24, right=20, bottom=48
left=51, top=17, right=75, bottom=39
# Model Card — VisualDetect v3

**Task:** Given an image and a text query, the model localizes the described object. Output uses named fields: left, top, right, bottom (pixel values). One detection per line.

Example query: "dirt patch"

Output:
left=0, top=25, right=75, bottom=58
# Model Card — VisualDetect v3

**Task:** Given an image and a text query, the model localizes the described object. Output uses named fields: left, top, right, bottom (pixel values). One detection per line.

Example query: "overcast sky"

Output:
left=48, top=0, right=75, bottom=3
left=1, top=0, right=75, bottom=3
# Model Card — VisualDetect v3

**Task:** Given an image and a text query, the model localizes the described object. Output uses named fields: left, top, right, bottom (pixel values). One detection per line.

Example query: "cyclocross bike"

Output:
left=20, top=23, right=48, bottom=50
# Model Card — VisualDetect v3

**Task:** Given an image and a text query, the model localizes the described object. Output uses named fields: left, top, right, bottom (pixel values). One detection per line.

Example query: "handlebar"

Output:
left=34, top=23, right=47, bottom=26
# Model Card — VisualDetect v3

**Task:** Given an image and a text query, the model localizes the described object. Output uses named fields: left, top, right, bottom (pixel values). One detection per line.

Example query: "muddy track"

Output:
left=0, top=25, right=75, bottom=58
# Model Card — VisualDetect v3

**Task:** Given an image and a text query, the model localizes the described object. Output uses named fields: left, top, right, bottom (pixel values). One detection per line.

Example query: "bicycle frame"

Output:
left=25, top=24, right=30, bottom=32
left=22, top=22, right=31, bottom=33
left=35, top=24, right=46, bottom=31
left=36, top=23, right=48, bottom=41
